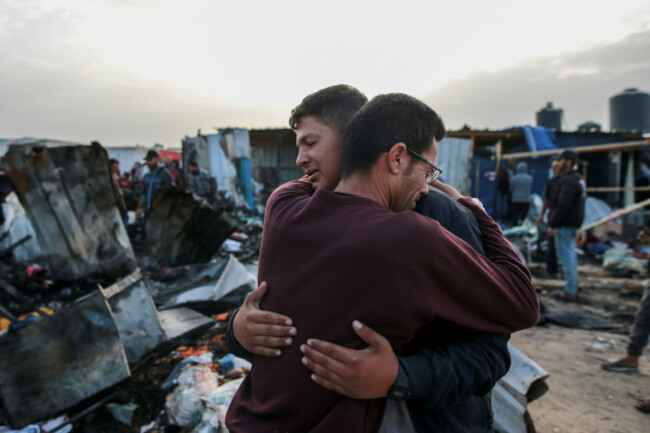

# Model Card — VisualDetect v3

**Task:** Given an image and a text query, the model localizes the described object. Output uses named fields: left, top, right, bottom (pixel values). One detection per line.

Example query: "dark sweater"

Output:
left=414, top=187, right=485, bottom=256
left=543, top=176, right=559, bottom=202
left=548, top=170, right=585, bottom=228
left=226, top=181, right=538, bottom=433
left=227, top=187, right=507, bottom=432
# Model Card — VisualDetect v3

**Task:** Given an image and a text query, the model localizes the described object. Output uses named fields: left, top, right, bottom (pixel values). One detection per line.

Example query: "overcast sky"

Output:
left=1, top=0, right=649, bottom=147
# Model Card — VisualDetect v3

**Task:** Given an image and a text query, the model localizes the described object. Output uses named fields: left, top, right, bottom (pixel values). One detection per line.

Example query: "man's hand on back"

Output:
left=232, top=281, right=297, bottom=357
left=299, top=321, right=399, bottom=399
left=430, top=180, right=462, bottom=201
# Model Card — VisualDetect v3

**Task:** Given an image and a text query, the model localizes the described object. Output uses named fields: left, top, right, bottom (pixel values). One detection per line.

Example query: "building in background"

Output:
left=610, top=88, right=650, bottom=133
left=536, top=102, right=563, bottom=131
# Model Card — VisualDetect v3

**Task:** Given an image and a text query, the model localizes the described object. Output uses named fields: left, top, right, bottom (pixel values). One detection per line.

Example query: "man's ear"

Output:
left=386, top=143, right=408, bottom=175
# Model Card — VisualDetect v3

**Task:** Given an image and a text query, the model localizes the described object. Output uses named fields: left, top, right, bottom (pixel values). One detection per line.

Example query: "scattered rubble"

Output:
left=493, top=345, right=549, bottom=433
left=0, top=290, right=130, bottom=428
left=2, top=143, right=136, bottom=280
left=143, top=187, right=241, bottom=268
left=4, top=140, right=650, bottom=432
left=0, top=141, right=262, bottom=431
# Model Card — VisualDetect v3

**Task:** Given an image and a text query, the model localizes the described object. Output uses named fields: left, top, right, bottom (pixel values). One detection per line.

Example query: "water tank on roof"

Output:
left=577, top=121, right=602, bottom=133
left=536, top=102, right=563, bottom=131
left=610, top=88, right=650, bottom=133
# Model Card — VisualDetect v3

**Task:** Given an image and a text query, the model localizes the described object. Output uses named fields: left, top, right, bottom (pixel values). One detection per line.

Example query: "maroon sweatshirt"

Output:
left=226, top=181, right=539, bottom=433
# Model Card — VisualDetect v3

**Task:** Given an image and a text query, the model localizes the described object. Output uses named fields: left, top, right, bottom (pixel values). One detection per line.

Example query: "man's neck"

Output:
left=334, top=172, right=391, bottom=210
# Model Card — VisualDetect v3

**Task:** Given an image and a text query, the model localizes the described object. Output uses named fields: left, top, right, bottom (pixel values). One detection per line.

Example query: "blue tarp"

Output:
left=521, top=126, right=558, bottom=152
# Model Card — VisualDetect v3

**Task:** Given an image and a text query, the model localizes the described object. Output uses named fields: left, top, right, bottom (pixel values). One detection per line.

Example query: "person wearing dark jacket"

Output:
left=225, top=92, right=538, bottom=430
left=226, top=89, right=538, bottom=433
left=547, top=150, right=585, bottom=301
left=227, top=186, right=509, bottom=433
left=536, top=157, right=561, bottom=278
left=510, top=161, right=533, bottom=225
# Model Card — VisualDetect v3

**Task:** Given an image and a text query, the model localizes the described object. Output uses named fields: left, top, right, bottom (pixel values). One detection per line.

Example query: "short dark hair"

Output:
left=109, top=158, right=119, bottom=166
left=188, top=160, right=198, bottom=167
left=341, top=93, right=445, bottom=178
left=288, top=85, right=368, bottom=136
left=558, top=149, right=578, bottom=164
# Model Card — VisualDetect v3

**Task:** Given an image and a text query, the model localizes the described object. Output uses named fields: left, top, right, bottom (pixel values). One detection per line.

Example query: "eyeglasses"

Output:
left=406, top=148, right=443, bottom=184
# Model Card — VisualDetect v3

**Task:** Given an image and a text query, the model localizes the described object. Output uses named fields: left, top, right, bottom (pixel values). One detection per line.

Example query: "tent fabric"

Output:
left=522, top=126, right=558, bottom=152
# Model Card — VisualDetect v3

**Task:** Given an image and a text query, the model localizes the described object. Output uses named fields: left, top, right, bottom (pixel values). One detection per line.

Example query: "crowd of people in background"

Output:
left=496, top=152, right=586, bottom=305
left=494, top=149, right=650, bottom=415
left=496, top=159, right=534, bottom=225
left=108, top=150, right=218, bottom=225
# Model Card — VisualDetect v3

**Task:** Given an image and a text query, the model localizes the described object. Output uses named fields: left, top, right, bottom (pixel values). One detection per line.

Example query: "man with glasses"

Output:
left=407, top=148, right=442, bottom=182
left=225, top=92, right=539, bottom=432
left=229, top=85, right=505, bottom=432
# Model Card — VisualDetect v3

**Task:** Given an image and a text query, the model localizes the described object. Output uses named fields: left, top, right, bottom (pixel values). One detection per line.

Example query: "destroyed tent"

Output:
left=0, top=290, right=131, bottom=428
left=143, top=186, right=240, bottom=268
left=100, top=270, right=167, bottom=366
left=0, top=266, right=232, bottom=429
left=0, top=251, right=257, bottom=429
left=447, top=128, right=649, bottom=216
left=182, top=130, right=255, bottom=211
left=1, top=142, right=136, bottom=280
left=0, top=193, right=42, bottom=263
left=158, top=254, right=257, bottom=310
left=493, top=345, right=549, bottom=433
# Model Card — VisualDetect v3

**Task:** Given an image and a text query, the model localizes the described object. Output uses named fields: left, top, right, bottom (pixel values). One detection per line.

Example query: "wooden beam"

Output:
left=492, top=140, right=502, bottom=216
left=579, top=197, right=650, bottom=233
left=586, top=186, right=650, bottom=192
left=502, top=139, right=650, bottom=160
left=466, top=135, right=475, bottom=195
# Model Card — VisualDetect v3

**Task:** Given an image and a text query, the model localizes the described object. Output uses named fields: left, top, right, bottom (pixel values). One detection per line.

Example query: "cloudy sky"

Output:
left=1, top=0, right=649, bottom=147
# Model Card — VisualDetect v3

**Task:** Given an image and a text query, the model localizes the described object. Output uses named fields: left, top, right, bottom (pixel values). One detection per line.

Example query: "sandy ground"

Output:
left=510, top=277, right=650, bottom=433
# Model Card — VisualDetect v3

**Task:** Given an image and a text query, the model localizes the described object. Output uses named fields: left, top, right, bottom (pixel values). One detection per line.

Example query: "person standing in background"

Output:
left=509, top=161, right=533, bottom=225
left=109, top=159, right=128, bottom=226
left=168, top=159, right=183, bottom=187
left=537, top=157, right=561, bottom=278
left=601, top=227, right=650, bottom=414
left=188, top=160, right=216, bottom=202
left=548, top=150, right=585, bottom=302
left=135, top=150, right=175, bottom=220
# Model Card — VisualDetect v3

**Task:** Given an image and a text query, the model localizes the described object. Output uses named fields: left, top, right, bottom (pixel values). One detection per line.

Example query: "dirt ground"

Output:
left=511, top=269, right=650, bottom=433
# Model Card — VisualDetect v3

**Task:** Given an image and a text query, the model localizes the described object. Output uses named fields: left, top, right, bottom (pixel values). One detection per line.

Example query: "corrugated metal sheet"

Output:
left=437, top=137, right=471, bottom=195
left=492, top=345, right=549, bottom=433
left=2, top=142, right=137, bottom=280
left=277, top=142, right=300, bottom=184
left=105, top=146, right=147, bottom=173
left=206, top=133, right=237, bottom=193
left=251, top=141, right=300, bottom=186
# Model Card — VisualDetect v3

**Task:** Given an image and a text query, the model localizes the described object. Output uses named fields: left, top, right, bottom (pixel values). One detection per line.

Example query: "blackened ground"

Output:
left=70, top=314, right=233, bottom=433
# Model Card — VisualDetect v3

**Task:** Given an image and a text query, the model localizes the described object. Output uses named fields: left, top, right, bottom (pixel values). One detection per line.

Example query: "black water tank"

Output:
left=610, top=88, right=650, bottom=133
left=577, top=121, right=602, bottom=133
left=536, top=102, right=563, bottom=131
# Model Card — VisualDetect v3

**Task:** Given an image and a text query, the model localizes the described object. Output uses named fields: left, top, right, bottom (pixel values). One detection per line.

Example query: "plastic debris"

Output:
left=165, top=363, right=243, bottom=430
left=193, top=405, right=228, bottom=433
left=602, top=242, right=645, bottom=276
left=166, top=365, right=220, bottom=427
left=203, top=377, right=244, bottom=409
left=0, top=425, right=39, bottom=433
left=106, top=402, right=139, bottom=425
left=0, top=415, right=71, bottom=433
left=216, top=354, right=252, bottom=376
left=582, top=336, right=617, bottom=351
left=222, top=239, right=242, bottom=253
left=162, top=353, right=214, bottom=391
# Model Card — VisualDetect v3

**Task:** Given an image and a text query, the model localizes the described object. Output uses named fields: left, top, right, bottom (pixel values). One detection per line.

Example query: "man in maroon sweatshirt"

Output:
left=226, top=93, right=539, bottom=432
